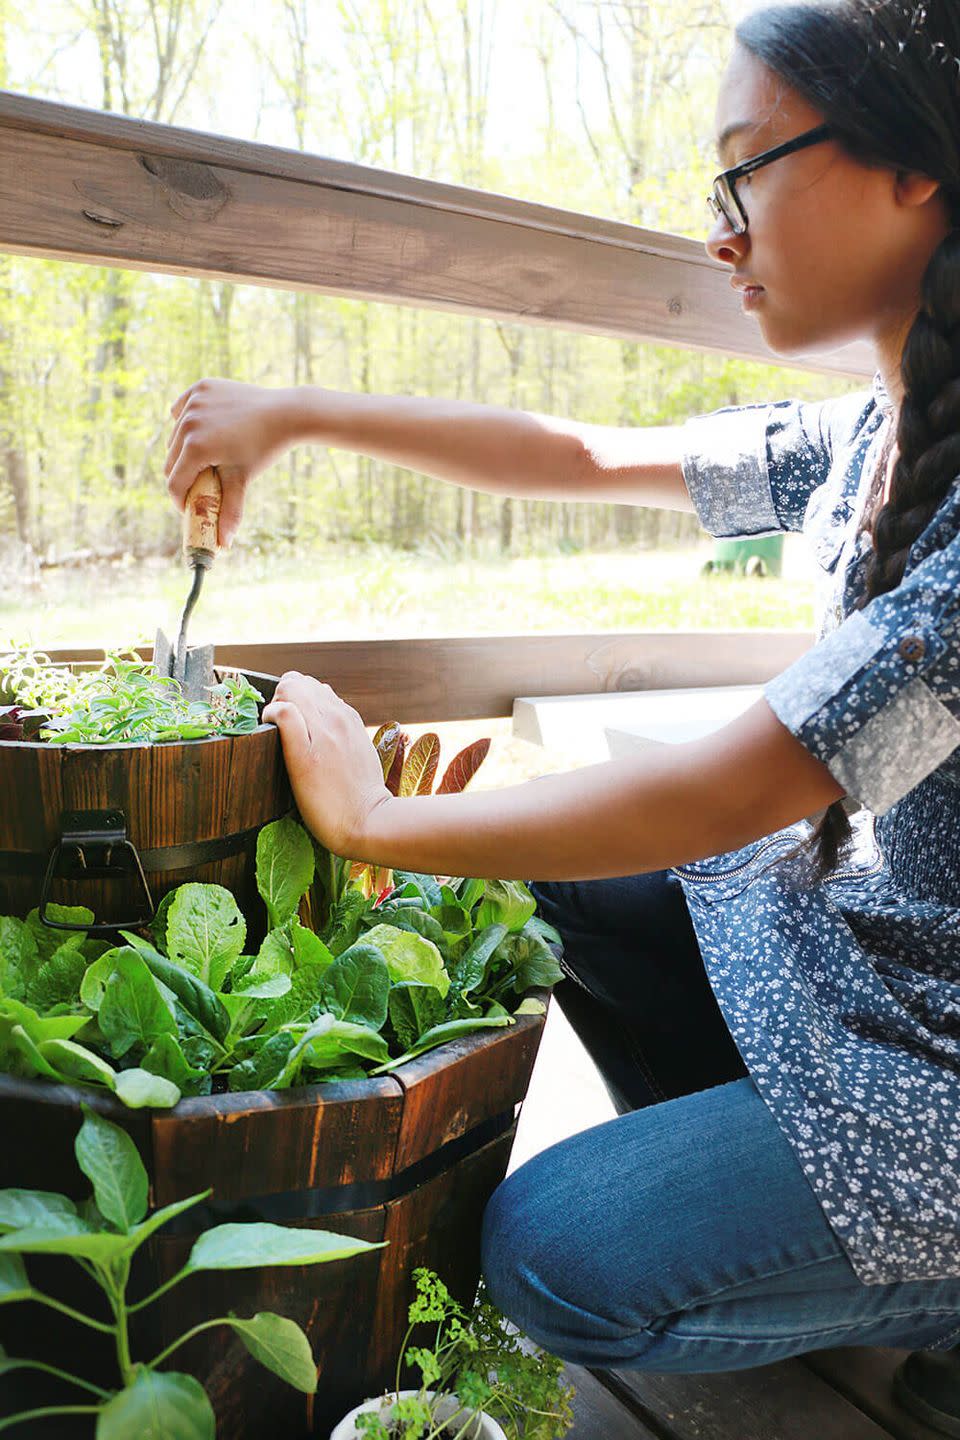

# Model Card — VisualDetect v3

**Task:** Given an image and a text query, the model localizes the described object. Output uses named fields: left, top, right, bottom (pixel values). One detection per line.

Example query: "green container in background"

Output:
left=705, top=534, right=784, bottom=578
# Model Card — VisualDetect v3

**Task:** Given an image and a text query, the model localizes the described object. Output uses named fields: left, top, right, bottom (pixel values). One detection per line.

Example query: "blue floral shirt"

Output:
left=677, top=374, right=960, bottom=1286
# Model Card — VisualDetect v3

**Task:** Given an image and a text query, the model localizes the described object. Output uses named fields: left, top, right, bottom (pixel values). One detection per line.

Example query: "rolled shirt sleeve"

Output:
left=764, top=522, right=960, bottom=814
left=680, top=391, right=873, bottom=538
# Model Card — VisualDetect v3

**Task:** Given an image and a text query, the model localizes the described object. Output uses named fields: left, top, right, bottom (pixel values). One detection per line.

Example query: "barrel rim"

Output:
left=0, top=664, right=278, bottom=751
left=0, top=991, right=550, bottom=1118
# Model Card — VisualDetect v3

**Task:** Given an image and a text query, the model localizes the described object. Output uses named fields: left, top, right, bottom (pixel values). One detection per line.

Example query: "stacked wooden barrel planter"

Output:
left=0, top=661, right=548, bottom=1438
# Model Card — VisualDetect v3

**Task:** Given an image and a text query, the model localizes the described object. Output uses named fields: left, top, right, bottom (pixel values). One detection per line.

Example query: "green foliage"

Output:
left=353, top=1268, right=574, bottom=1440
left=0, top=1108, right=384, bottom=1435
left=0, top=816, right=560, bottom=1107
left=256, top=815, right=316, bottom=930
left=0, top=651, right=262, bottom=745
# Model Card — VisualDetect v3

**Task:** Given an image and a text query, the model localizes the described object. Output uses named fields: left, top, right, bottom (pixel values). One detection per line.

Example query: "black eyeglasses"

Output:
left=708, top=122, right=836, bottom=235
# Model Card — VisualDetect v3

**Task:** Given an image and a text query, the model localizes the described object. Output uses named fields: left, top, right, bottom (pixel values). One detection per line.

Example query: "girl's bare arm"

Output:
left=165, top=379, right=692, bottom=545
left=262, top=675, right=845, bottom=882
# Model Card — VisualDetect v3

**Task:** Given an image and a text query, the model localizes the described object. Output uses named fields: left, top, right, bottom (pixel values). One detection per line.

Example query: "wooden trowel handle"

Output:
left=183, top=467, right=222, bottom=559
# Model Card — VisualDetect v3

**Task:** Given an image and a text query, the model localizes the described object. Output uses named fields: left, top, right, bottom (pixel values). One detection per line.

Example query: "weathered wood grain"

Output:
left=601, top=1360, right=899, bottom=1440
left=802, top=1347, right=945, bottom=1440
left=0, top=665, right=289, bottom=929
left=0, top=92, right=873, bottom=377
left=150, top=1080, right=406, bottom=1204
left=390, top=1000, right=548, bottom=1172
left=562, top=1365, right=662, bottom=1439
left=45, top=633, right=813, bottom=724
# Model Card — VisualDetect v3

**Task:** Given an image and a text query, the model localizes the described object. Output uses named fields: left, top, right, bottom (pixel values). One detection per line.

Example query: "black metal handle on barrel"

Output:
left=39, top=809, right=155, bottom=933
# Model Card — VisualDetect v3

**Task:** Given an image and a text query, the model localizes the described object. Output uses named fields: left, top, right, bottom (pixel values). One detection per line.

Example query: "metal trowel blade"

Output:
left=154, top=628, right=175, bottom=680
left=180, top=643, right=216, bottom=702
left=154, top=628, right=215, bottom=700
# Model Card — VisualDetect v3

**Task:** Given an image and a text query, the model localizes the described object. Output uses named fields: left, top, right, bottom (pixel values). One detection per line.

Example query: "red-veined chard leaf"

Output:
left=373, top=722, right=403, bottom=784
left=436, top=737, right=491, bottom=793
left=384, top=732, right=408, bottom=795
left=399, top=733, right=441, bottom=797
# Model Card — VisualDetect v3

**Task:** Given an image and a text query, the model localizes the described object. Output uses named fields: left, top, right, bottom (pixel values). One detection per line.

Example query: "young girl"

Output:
left=166, top=2, right=960, bottom=1430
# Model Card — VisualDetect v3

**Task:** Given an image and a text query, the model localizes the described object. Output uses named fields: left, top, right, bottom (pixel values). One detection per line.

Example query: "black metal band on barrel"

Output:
left=151, top=1109, right=517, bottom=1237
left=0, top=824, right=261, bottom=876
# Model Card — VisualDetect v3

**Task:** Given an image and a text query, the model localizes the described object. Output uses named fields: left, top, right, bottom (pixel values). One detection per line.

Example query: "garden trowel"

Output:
left=155, top=467, right=221, bottom=701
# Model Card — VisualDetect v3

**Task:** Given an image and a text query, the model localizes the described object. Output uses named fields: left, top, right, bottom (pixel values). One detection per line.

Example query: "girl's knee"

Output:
left=480, top=1166, right=652, bottom=1365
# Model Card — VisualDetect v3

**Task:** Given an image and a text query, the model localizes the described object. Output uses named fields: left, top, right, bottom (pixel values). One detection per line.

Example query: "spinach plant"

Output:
left=0, top=815, right=562, bottom=1108
left=0, top=1105, right=384, bottom=1437
left=0, top=649, right=261, bottom=744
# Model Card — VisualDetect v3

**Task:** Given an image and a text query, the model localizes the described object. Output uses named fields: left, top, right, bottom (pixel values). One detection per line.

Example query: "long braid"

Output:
left=806, top=227, right=960, bottom=882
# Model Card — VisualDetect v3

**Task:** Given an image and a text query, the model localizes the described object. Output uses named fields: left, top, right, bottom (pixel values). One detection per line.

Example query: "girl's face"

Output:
left=707, top=44, right=949, bottom=363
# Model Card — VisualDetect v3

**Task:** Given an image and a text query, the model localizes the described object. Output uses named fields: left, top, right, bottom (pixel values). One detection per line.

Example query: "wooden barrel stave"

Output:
left=0, top=999, right=549, bottom=1440
left=0, top=668, right=289, bottom=933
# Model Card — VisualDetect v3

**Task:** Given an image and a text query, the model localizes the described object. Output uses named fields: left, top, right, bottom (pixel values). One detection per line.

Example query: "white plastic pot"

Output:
left=329, top=1388, right=508, bottom=1440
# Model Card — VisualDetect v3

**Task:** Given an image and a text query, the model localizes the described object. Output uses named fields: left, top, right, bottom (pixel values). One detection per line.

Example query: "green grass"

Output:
left=1, top=543, right=815, bottom=650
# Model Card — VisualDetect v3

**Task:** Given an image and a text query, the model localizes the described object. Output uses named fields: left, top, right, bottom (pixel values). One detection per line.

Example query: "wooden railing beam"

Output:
left=47, top=633, right=814, bottom=723
left=0, top=91, right=873, bottom=378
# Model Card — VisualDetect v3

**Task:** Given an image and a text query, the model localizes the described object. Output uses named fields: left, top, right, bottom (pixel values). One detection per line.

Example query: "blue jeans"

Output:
left=480, top=872, right=960, bottom=1370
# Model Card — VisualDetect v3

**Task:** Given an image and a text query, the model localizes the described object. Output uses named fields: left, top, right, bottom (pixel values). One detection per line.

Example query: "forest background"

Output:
left=0, top=0, right=865, bottom=649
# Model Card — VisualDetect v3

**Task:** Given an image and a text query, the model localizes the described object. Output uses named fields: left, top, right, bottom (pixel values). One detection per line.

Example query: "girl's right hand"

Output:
left=165, top=378, right=296, bottom=548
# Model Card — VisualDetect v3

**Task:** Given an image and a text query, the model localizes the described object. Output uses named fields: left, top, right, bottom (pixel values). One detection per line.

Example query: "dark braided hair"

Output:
left=734, top=0, right=960, bottom=881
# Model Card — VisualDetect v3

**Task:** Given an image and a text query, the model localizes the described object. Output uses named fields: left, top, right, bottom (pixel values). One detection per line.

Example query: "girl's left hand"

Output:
left=262, top=672, right=390, bottom=856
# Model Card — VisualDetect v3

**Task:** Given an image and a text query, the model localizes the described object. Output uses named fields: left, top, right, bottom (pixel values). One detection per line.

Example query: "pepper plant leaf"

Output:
left=96, top=1368, right=216, bottom=1440
left=0, top=1253, right=30, bottom=1303
left=186, top=1222, right=385, bottom=1271
left=227, top=1312, right=318, bottom=1393
left=75, top=1103, right=148, bottom=1231
left=0, top=1189, right=77, bottom=1234
left=0, top=1219, right=130, bottom=1262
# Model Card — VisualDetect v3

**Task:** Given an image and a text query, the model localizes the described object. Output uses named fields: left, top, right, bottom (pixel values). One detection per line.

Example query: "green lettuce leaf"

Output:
left=0, top=917, right=35, bottom=1001
left=26, top=905, right=93, bottom=964
left=165, top=884, right=246, bottom=990
left=256, top=817, right=315, bottom=930
left=98, top=949, right=177, bottom=1060
left=362, top=924, right=450, bottom=999
left=387, top=981, right=446, bottom=1051
left=475, top=880, right=536, bottom=933
left=318, top=945, right=390, bottom=1030
left=373, top=1014, right=514, bottom=1073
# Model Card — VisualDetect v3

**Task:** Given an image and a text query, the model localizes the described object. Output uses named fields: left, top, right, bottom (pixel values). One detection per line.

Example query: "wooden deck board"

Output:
left=561, top=1365, right=664, bottom=1438
left=599, top=1359, right=900, bottom=1440
left=802, top=1347, right=947, bottom=1440
left=555, top=1353, right=944, bottom=1440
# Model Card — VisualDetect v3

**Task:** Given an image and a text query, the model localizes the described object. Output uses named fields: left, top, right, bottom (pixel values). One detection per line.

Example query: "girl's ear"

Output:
left=893, top=170, right=944, bottom=210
